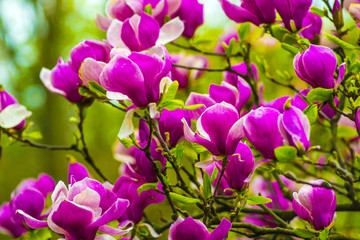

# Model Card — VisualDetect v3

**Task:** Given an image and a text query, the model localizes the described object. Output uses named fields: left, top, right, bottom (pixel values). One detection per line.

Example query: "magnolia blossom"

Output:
left=47, top=178, right=130, bottom=240
left=293, top=180, right=337, bottom=230
left=294, top=45, right=338, bottom=89
left=215, top=29, right=239, bottom=53
left=169, top=217, right=231, bottom=240
left=40, top=58, right=83, bottom=103
left=113, top=176, right=165, bottom=223
left=349, top=3, right=360, bottom=28
left=100, top=47, right=171, bottom=107
left=300, top=12, right=322, bottom=41
left=219, top=0, right=276, bottom=26
left=96, top=0, right=182, bottom=30
left=275, top=0, right=312, bottom=31
left=0, top=89, right=31, bottom=129
left=0, top=174, right=55, bottom=237
left=183, top=102, right=244, bottom=156
left=106, top=12, right=184, bottom=52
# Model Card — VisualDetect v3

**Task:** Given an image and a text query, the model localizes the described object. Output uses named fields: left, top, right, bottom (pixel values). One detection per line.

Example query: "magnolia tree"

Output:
left=1, top=0, right=360, bottom=239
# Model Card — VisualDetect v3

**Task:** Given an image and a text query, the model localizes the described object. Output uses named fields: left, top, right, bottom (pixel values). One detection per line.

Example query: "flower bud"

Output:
left=40, top=58, right=83, bottom=103
left=0, top=89, right=28, bottom=129
left=223, top=142, right=255, bottom=190
left=300, top=12, right=322, bottom=41
left=293, top=45, right=337, bottom=89
left=183, top=102, right=243, bottom=156
left=292, top=180, right=337, bottom=230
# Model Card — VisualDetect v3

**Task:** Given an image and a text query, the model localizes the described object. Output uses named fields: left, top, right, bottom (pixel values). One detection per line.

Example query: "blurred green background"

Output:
left=1, top=0, right=360, bottom=239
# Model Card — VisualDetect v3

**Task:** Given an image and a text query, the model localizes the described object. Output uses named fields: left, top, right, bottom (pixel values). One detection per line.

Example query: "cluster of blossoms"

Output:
left=2, top=0, right=360, bottom=239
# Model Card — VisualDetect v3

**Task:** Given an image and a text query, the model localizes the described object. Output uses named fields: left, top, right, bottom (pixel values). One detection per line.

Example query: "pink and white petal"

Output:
left=110, top=48, right=131, bottom=59
left=40, top=68, right=66, bottom=96
left=293, top=106, right=310, bottom=139
left=0, top=104, right=31, bottom=129
left=80, top=58, right=104, bottom=87
left=51, top=181, right=68, bottom=204
left=96, top=13, right=113, bottom=31
left=107, top=20, right=126, bottom=48
left=95, top=235, right=117, bottom=240
left=157, top=17, right=184, bottom=45
left=152, top=0, right=166, bottom=16
left=73, top=187, right=101, bottom=212
left=98, top=225, right=132, bottom=236
left=15, top=210, right=48, bottom=229
left=105, top=0, right=117, bottom=18
left=118, top=108, right=137, bottom=139
left=106, top=91, right=130, bottom=101
left=138, top=223, right=161, bottom=238
left=167, top=0, right=182, bottom=15
left=90, top=199, right=129, bottom=227
left=225, top=117, right=245, bottom=155
left=335, top=62, right=346, bottom=88
left=126, top=0, right=143, bottom=13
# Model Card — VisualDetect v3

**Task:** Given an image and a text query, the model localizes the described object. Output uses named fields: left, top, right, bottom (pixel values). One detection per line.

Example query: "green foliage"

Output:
left=247, top=196, right=272, bottom=206
left=307, top=88, right=334, bottom=103
left=294, top=228, right=317, bottom=238
left=203, top=172, right=212, bottom=199
left=169, top=192, right=201, bottom=205
left=137, top=182, right=160, bottom=195
left=275, top=146, right=298, bottom=163
left=303, top=104, right=318, bottom=125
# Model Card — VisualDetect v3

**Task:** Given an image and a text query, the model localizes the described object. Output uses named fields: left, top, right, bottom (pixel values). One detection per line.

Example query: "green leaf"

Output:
left=319, top=228, right=329, bottom=240
left=171, top=143, right=184, bottom=165
left=338, top=126, right=358, bottom=139
left=247, top=196, right=272, bottom=206
left=310, top=6, right=325, bottom=17
left=183, top=104, right=205, bottom=110
left=144, top=4, right=152, bottom=15
left=21, top=228, right=52, bottom=240
left=294, top=228, right=317, bottom=238
left=354, top=96, right=360, bottom=108
left=297, top=38, right=311, bottom=47
left=88, top=81, right=107, bottom=100
left=203, top=172, right=212, bottom=199
left=119, top=138, right=134, bottom=149
left=170, top=192, right=201, bottom=205
left=271, top=26, right=297, bottom=44
left=324, top=34, right=358, bottom=50
left=274, top=146, right=297, bottom=163
left=281, top=43, right=300, bottom=55
left=226, top=38, right=236, bottom=57
left=137, top=182, right=159, bottom=195
left=210, top=166, right=218, bottom=182
left=303, top=104, right=318, bottom=125
left=78, top=85, right=93, bottom=98
left=162, top=99, right=185, bottom=111
left=307, top=88, right=333, bottom=103
left=237, top=22, right=251, bottom=40
left=161, top=81, right=179, bottom=103
left=190, top=142, right=208, bottom=154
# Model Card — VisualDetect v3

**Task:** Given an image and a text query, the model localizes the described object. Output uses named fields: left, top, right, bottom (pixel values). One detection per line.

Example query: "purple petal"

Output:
left=15, top=210, right=48, bottom=229
left=185, top=93, right=216, bottom=120
left=138, top=12, right=160, bottom=49
left=121, top=16, right=142, bottom=51
left=197, top=102, right=239, bottom=155
left=169, top=217, right=209, bottom=240
left=68, top=162, right=90, bottom=185
left=0, top=203, right=27, bottom=238
left=207, top=218, right=232, bottom=240
left=209, top=84, right=237, bottom=107
left=90, top=199, right=129, bottom=227
left=219, top=0, right=261, bottom=25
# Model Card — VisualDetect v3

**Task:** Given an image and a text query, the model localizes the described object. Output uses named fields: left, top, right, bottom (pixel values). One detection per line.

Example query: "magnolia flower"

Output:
left=169, top=217, right=231, bottom=240
left=293, top=180, right=337, bottom=230
left=113, top=176, right=165, bottom=223
left=294, top=45, right=337, bottom=89
left=183, top=102, right=243, bottom=156
left=300, top=12, right=322, bottom=41
left=40, top=58, right=83, bottom=103
left=100, top=47, right=171, bottom=107
left=219, top=0, right=276, bottom=26
left=107, top=12, right=184, bottom=52
left=0, top=88, right=31, bottom=129
left=0, top=174, right=55, bottom=237
left=171, top=0, right=204, bottom=37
